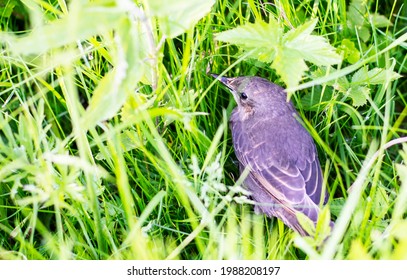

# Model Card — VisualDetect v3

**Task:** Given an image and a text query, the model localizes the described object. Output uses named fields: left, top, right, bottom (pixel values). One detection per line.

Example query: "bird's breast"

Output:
left=230, top=113, right=315, bottom=167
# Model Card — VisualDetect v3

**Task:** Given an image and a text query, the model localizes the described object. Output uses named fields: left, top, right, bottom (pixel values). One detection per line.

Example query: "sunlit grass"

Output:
left=0, top=0, right=406, bottom=260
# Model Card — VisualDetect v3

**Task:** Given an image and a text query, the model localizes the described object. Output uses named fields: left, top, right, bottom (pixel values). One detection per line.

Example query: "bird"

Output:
left=212, top=74, right=331, bottom=236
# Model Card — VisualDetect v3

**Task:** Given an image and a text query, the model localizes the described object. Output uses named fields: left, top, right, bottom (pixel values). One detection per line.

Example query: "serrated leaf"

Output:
left=284, top=18, right=342, bottom=66
left=216, top=18, right=340, bottom=88
left=245, top=46, right=278, bottom=63
left=311, top=66, right=350, bottom=92
left=148, top=0, right=215, bottom=38
left=351, top=67, right=369, bottom=84
left=347, top=86, right=369, bottom=107
left=284, top=17, right=318, bottom=40
left=272, top=48, right=308, bottom=89
left=215, top=19, right=282, bottom=55
left=216, top=20, right=282, bottom=63
left=352, top=67, right=402, bottom=85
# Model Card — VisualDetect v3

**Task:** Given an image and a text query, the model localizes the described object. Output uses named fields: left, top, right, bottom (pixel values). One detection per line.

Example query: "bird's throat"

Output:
left=239, top=106, right=255, bottom=120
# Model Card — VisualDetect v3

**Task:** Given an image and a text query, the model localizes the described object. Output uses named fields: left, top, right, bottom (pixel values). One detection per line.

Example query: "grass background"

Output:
left=0, top=0, right=406, bottom=260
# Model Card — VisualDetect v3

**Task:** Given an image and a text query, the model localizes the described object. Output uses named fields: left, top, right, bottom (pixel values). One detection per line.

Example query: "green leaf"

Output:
left=272, top=48, right=308, bottom=89
left=284, top=17, right=318, bottom=40
left=372, top=186, right=390, bottom=218
left=296, top=212, right=316, bottom=236
left=311, top=66, right=350, bottom=92
left=347, top=0, right=371, bottom=42
left=81, top=17, right=149, bottom=128
left=216, top=18, right=341, bottom=88
left=148, top=0, right=215, bottom=38
left=330, top=197, right=346, bottom=217
left=370, top=13, right=393, bottom=28
left=346, top=0, right=391, bottom=43
left=216, top=19, right=282, bottom=63
left=215, top=19, right=282, bottom=59
left=121, top=93, right=157, bottom=122
left=347, top=86, right=370, bottom=107
left=119, top=17, right=153, bottom=85
left=351, top=67, right=402, bottom=85
left=5, top=3, right=123, bottom=55
left=357, top=26, right=371, bottom=43
left=81, top=70, right=126, bottom=129
left=338, top=39, right=361, bottom=64
left=347, top=0, right=367, bottom=27
left=316, top=206, right=332, bottom=233
left=283, top=18, right=342, bottom=66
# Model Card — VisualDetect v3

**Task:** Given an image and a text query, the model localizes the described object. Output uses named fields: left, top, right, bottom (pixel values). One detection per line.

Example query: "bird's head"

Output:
left=211, top=74, right=288, bottom=118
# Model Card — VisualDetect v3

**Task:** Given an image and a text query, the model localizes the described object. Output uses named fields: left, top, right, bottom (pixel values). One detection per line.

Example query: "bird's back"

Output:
left=230, top=102, right=327, bottom=235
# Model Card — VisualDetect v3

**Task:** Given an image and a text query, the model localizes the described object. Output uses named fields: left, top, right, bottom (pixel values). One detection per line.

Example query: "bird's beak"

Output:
left=211, top=73, right=242, bottom=105
left=210, top=73, right=236, bottom=92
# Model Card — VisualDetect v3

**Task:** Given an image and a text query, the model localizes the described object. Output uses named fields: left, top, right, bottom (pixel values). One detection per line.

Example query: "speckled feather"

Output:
left=216, top=75, right=330, bottom=236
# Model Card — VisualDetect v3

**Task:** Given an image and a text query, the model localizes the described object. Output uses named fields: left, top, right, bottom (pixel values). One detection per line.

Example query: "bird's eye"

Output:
left=240, top=92, right=248, bottom=100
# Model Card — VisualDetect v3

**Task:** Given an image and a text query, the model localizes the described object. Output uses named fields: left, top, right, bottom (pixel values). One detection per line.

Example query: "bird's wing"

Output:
left=248, top=153, right=309, bottom=205
left=247, top=171, right=310, bottom=235
left=231, top=118, right=323, bottom=222
left=299, top=155, right=326, bottom=205
left=252, top=158, right=321, bottom=222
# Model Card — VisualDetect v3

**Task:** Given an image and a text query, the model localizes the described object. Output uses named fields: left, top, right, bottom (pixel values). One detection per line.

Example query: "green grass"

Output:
left=0, top=0, right=406, bottom=260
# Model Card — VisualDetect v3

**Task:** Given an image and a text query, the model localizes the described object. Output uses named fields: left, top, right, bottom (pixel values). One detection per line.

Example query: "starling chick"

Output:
left=213, top=75, right=330, bottom=236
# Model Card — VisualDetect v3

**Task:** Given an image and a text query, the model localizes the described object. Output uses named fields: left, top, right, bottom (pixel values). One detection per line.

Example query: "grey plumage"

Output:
left=213, top=75, right=331, bottom=236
